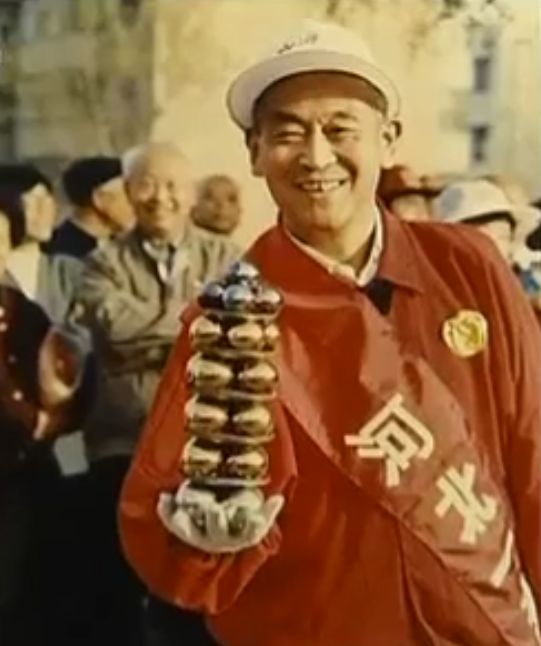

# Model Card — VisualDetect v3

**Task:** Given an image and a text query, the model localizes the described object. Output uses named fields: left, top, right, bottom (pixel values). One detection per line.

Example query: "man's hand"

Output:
left=38, top=328, right=82, bottom=407
left=32, top=409, right=68, bottom=442
left=156, top=484, right=284, bottom=554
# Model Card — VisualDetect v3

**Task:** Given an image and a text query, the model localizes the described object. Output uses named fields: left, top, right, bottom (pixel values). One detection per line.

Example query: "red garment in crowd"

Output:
left=119, top=213, right=541, bottom=646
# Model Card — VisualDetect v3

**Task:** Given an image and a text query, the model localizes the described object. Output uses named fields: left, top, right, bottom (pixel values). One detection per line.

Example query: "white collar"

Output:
left=285, top=209, right=383, bottom=287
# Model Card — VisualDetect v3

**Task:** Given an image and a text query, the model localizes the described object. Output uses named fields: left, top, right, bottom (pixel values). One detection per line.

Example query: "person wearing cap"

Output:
left=434, top=179, right=541, bottom=325
left=377, top=164, right=437, bottom=222
left=433, top=179, right=541, bottom=265
left=73, top=142, right=245, bottom=646
left=47, top=156, right=135, bottom=259
left=119, top=20, right=541, bottom=646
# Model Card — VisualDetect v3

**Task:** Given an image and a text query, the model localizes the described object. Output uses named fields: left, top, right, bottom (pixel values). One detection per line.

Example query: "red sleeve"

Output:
left=118, top=307, right=297, bottom=614
left=482, top=239, right=541, bottom=610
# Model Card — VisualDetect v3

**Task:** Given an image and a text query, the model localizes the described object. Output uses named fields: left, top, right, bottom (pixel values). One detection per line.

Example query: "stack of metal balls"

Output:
left=182, top=261, right=282, bottom=497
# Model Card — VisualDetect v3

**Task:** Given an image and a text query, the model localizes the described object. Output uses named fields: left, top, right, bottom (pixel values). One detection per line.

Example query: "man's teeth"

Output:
left=298, top=180, right=345, bottom=192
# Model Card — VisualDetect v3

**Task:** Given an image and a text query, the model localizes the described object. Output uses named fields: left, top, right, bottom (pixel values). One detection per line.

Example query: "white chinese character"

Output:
left=344, top=394, right=435, bottom=487
left=520, top=575, right=541, bottom=642
left=435, top=463, right=497, bottom=545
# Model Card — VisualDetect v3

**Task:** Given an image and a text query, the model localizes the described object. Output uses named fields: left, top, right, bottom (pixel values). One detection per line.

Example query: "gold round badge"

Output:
left=442, top=310, right=488, bottom=358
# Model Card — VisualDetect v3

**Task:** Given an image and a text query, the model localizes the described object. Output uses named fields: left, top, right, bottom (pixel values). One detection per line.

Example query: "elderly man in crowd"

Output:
left=76, top=141, right=237, bottom=645
left=120, top=21, right=541, bottom=646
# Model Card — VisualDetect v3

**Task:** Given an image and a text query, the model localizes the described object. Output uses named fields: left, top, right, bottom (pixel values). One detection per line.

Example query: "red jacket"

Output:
left=119, top=214, right=541, bottom=645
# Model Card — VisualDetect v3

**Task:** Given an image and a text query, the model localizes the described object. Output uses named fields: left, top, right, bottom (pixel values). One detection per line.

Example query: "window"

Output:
left=473, top=55, right=492, bottom=93
left=470, top=125, right=490, bottom=164
left=119, top=0, right=141, bottom=26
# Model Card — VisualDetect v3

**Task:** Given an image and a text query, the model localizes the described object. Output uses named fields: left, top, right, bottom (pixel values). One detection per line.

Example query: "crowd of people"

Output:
left=0, top=145, right=242, bottom=645
left=1, top=16, right=541, bottom=646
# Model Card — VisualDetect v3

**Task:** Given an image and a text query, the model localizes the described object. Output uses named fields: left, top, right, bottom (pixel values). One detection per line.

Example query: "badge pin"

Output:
left=442, top=310, right=488, bottom=358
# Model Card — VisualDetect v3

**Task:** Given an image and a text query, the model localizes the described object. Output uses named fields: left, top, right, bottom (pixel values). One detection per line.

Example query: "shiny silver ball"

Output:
left=254, top=286, right=282, bottom=314
left=223, top=284, right=255, bottom=312
left=226, top=261, right=260, bottom=285
left=198, top=282, right=225, bottom=309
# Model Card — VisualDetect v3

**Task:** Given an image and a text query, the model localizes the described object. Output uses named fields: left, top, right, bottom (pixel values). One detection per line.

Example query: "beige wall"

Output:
left=490, top=1, right=541, bottom=198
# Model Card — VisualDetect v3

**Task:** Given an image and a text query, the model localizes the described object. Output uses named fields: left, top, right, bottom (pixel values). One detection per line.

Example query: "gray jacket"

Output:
left=1, top=252, right=85, bottom=327
left=76, top=227, right=239, bottom=461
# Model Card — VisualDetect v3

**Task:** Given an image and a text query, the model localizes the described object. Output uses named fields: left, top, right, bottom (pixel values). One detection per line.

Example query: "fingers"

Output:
left=223, top=489, right=264, bottom=512
left=206, top=507, right=230, bottom=542
left=171, top=506, right=198, bottom=537
left=158, top=487, right=284, bottom=553
left=156, top=492, right=175, bottom=527
left=176, top=483, right=217, bottom=507
left=264, top=494, right=285, bottom=523
left=157, top=493, right=200, bottom=543
left=32, top=426, right=46, bottom=441
left=32, top=410, right=51, bottom=441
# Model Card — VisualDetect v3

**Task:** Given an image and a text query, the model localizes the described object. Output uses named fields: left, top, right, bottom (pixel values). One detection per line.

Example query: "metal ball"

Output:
left=187, top=355, right=234, bottom=390
left=222, top=284, right=255, bottom=312
left=232, top=405, right=272, bottom=435
left=263, top=323, right=280, bottom=348
left=237, top=362, right=277, bottom=392
left=181, top=439, right=222, bottom=479
left=227, top=322, right=264, bottom=349
left=226, top=261, right=260, bottom=285
left=224, top=448, right=268, bottom=479
left=189, top=316, right=223, bottom=347
left=254, top=286, right=283, bottom=314
left=198, top=282, right=225, bottom=309
left=184, top=397, right=228, bottom=432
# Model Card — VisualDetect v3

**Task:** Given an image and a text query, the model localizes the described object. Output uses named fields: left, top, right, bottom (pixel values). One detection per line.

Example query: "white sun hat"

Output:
left=226, top=19, right=400, bottom=130
left=433, top=179, right=541, bottom=229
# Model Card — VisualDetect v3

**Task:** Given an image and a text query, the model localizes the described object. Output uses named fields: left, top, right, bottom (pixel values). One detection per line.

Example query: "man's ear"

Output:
left=91, top=186, right=107, bottom=212
left=381, top=119, right=402, bottom=170
left=246, top=129, right=264, bottom=178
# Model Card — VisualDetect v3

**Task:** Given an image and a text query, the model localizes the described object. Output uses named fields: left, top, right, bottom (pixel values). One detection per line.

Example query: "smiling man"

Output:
left=119, top=22, right=541, bottom=646
left=74, top=142, right=241, bottom=645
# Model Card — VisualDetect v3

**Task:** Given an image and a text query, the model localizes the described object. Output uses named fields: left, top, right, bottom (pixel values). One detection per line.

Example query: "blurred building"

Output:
left=0, top=0, right=22, bottom=158
left=0, top=0, right=540, bottom=244
left=443, top=3, right=541, bottom=199
left=2, top=0, right=154, bottom=179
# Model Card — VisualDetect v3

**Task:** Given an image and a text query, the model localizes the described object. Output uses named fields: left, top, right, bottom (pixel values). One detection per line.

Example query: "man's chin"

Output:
left=306, top=211, right=347, bottom=232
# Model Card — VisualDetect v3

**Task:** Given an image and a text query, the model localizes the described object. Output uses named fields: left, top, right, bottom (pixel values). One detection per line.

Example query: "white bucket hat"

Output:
left=433, top=180, right=540, bottom=230
left=226, top=19, right=400, bottom=130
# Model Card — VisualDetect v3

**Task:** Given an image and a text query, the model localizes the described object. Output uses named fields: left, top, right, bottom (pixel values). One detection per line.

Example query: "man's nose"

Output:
left=154, top=183, right=170, bottom=203
left=299, top=129, right=336, bottom=170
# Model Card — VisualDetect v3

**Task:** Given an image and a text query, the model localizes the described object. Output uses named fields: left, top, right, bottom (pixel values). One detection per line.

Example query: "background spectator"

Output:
left=47, top=156, right=135, bottom=259
left=377, top=164, right=437, bottom=221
